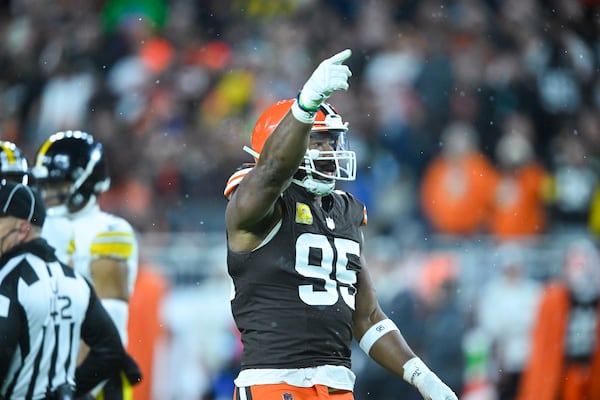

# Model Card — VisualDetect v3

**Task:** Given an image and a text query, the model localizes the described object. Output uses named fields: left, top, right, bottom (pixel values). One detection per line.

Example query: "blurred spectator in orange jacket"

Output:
left=488, top=113, right=551, bottom=240
left=127, top=260, right=169, bottom=400
left=420, top=121, right=496, bottom=235
left=517, top=237, right=600, bottom=400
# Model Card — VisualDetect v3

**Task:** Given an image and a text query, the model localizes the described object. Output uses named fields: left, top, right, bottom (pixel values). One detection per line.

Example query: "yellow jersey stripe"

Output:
left=95, top=371, right=133, bottom=400
left=90, top=232, right=135, bottom=259
left=93, top=231, right=135, bottom=242
left=121, top=370, right=133, bottom=400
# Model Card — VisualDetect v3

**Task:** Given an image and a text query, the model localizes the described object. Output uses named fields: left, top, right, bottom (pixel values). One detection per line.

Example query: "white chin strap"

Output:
left=293, top=176, right=335, bottom=196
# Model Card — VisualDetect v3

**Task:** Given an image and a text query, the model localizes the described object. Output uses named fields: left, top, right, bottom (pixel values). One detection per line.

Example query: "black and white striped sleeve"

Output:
left=0, top=290, right=22, bottom=382
left=74, top=281, right=126, bottom=395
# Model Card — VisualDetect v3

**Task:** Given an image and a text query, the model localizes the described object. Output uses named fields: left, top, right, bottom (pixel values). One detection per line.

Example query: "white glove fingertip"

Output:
left=327, top=48, right=352, bottom=64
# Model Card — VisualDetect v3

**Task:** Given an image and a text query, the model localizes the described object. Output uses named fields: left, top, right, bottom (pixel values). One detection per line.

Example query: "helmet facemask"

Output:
left=293, top=129, right=357, bottom=196
left=0, top=173, right=29, bottom=186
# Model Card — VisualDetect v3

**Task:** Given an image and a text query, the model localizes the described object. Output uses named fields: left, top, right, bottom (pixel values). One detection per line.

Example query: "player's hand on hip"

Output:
left=298, top=49, right=352, bottom=112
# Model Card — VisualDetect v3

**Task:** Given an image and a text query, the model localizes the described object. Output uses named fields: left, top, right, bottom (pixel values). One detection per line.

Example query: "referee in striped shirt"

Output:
left=0, top=182, right=139, bottom=399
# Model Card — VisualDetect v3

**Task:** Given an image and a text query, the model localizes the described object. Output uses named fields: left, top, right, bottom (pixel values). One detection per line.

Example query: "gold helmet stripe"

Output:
left=0, top=142, right=16, bottom=164
left=35, top=138, right=55, bottom=166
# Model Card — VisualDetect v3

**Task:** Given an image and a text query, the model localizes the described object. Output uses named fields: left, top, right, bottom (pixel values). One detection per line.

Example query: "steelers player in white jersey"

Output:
left=32, top=130, right=140, bottom=399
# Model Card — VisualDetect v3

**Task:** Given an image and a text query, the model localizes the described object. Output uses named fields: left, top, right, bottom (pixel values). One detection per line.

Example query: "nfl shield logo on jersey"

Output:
left=326, top=217, right=335, bottom=230
left=282, top=393, right=294, bottom=400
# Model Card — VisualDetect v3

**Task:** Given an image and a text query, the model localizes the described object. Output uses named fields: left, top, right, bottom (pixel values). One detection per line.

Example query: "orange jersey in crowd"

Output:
left=488, top=163, right=549, bottom=239
left=420, top=152, right=496, bottom=235
left=517, top=284, right=600, bottom=400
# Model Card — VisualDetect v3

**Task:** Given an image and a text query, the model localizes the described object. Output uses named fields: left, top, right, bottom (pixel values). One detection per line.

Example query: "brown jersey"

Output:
left=228, top=184, right=367, bottom=370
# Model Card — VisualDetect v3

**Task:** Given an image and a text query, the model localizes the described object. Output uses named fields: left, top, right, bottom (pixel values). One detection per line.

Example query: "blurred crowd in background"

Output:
left=1, top=0, right=599, bottom=238
left=1, top=0, right=600, bottom=399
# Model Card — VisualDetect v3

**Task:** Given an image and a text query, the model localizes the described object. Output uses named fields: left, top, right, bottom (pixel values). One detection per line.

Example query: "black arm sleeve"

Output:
left=0, top=293, right=21, bottom=383
left=74, top=283, right=126, bottom=396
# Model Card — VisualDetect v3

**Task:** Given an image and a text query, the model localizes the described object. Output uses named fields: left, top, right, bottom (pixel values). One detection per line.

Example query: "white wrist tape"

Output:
left=359, top=318, right=400, bottom=355
left=291, top=99, right=316, bottom=124
left=403, top=357, right=431, bottom=387
left=101, top=298, right=129, bottom=346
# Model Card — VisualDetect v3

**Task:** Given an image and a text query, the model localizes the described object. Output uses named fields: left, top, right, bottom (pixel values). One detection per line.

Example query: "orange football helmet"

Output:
left=243, top=99, right=356, bottom=195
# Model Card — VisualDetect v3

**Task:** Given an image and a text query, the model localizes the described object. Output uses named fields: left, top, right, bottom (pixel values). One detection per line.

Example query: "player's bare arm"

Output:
left=90, top=258, right=130, bottom=300
left=353, top=259, right=416, bottom=375
left=354, top=258, right=458, bottom=400
left=226, top=112, right=312, bottom=252
left=77, top=257, right=129, bottom=364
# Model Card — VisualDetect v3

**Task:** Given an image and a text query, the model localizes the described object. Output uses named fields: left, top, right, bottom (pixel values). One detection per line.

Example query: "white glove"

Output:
left=297, top=49, right=352, bottom=112
left=403, top=357, right=458, bottom=400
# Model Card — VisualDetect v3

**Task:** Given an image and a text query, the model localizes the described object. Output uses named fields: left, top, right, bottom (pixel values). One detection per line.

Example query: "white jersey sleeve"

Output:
left=42, top=204, right=139, bottom=298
